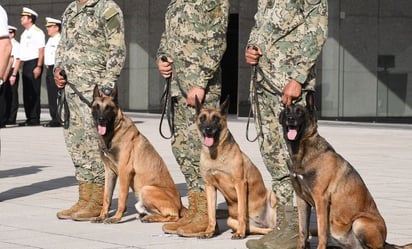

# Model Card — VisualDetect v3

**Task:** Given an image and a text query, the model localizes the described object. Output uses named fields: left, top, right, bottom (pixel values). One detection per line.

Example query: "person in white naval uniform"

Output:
left=43, top=17, right=61, bottom=128
left=3, top=25, right=21, bottom=125
left=18, top=7, right=45, bottom=126
left=0, top=5, right=12, bottom=128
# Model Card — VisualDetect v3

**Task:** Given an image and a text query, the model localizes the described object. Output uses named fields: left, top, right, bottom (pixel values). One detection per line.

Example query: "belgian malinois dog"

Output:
left=194, top=96, right=277, bottom=239
left=280, top=92, right=412, bottom=249
left=90, top=84, right=186, bottom=224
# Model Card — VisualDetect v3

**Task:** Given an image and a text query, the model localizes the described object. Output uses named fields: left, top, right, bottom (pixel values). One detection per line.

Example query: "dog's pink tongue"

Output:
left=204, top=136, right=214, bottom=147
left=98, top=125, right=107, bottom=135
left=287, top=129, right=297, bottom=140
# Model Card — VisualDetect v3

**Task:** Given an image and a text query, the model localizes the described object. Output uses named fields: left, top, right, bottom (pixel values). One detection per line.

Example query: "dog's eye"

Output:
left=199, top=114, right=206, bottom=122
left=212, top=115, right=219, bottom=123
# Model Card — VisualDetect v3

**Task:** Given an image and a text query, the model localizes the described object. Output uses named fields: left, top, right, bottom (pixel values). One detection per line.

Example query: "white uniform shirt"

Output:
left=11, top=38, right=20, bottom=68
left=44, top=33, right=60, bottom=66
left=0, top=6, right=8, bottom=38
left=19, top=24, right=45, bottom=61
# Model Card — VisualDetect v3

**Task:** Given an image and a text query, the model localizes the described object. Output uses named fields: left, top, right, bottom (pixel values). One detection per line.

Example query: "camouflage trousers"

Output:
left=63, top=87, right=104, bottom=185
left=251, top=83, right=296, bottom=206
left=170, top=93, right=220, bottom=192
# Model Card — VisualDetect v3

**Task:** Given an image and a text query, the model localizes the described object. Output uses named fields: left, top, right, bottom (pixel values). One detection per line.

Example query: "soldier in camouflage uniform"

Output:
left=244, top=0, right=328, bottom=248
left=53, top=0, right=126, bottom=221
left=157, top=0, right=229, bottom=237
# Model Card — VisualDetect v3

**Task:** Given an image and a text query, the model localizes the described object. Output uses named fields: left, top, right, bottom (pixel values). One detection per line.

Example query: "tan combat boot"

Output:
left=162, top=190, right=198, bottom=234
left=246, top=205, right=299, bottom=249
left=176, top=191, right=215, bottom=237
left=56, top=181, right=92, bottom=219
left=71, top=183, right=104, bottom=221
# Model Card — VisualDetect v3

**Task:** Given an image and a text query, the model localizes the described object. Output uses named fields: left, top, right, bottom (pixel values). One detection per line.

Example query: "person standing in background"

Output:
left=43, top=17, right=61, bottom=128
left=3, top=25, right=21, bottom=126
left=0, top=5, right=12, bottom=128
left=18, top=7, right=45, bottom=127
left=244, top=1, right=328, bottom=249
left=157, top=0, right=229, bottom=237
left=53, top=0, right=126, bottom=221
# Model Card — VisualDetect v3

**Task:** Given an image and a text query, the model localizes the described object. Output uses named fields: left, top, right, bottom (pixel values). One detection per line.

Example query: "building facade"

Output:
left=2, top=0, right=412, bottom=122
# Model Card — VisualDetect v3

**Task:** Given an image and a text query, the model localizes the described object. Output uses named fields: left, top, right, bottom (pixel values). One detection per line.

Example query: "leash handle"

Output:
left=160, top=55, right=168, bottom=63
left=56, top=69, right=70, bottom=129
left=60, top=69, right=67, bottom=80
left=159, top=55, right=174, bottom=139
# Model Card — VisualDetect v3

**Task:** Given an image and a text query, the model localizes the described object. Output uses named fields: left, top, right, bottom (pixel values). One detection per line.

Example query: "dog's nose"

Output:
left=205, top=127, right=213, bottom=134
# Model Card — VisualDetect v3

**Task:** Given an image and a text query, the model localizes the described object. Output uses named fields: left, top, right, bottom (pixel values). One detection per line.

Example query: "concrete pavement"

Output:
left=1, top=109, right=412, bottom=249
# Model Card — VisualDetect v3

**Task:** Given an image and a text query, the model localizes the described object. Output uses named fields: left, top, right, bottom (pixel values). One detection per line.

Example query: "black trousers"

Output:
left=45, top=65, right=59, bottom=122
left=5, top=69, right=20, bottom=124
left=22, top=58, right=42, bottom=123
left=0, top=81, right=6, bottom=126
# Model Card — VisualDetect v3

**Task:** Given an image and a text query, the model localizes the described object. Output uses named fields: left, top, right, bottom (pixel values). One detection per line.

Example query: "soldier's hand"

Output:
left=33, top=66, right=41, bottom=79
left=245, top=45, right=262, bottom=65
left=282, top=79, right=302, bottom=105
left=186, top=87, right=205, bottom=107
left=54, top=68, right=67, bottom=89
left=157, top=56, right=173, bottom=79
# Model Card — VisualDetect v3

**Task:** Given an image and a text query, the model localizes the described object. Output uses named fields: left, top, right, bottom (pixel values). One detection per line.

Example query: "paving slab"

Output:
left=1, top=110, right=412, bottom=249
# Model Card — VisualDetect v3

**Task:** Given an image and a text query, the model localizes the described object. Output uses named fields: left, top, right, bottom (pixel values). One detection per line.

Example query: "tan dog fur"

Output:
left=194, top=96, right=277, bottom=239
left=280, top=92, right=412, bottom=249
left=90, top=85, right=185, bottom=224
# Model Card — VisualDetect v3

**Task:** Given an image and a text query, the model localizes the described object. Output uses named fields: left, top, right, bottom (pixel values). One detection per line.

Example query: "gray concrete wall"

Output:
left=3, top=0, right=412, bottom=121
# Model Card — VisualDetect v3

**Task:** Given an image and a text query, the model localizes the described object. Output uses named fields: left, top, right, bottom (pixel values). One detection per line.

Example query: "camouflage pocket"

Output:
left=104, top=7, right=121, bottom=30
left=205, top=0, right=226, bottom=25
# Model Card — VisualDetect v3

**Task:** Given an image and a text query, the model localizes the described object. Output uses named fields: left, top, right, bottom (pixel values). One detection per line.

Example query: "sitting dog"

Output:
left=90, top=84, right=186, bottom=224
left=280, top=91, right=412, bottom=249
left=195, top=96, right=277, bottom=239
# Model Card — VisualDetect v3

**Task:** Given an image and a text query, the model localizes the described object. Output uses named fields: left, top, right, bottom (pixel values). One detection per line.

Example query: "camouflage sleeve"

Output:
left=102, top=2, right=126, bottom=89
left=197, top=0, right=229, bottom=89
left=290, top=0, right=328, bottom=84
left=247, top=0, right=305, bottom=52
left=188, top=0, right=229, bottom=89
left=247, top=0, right=266, bottom=47
left=54, top=3, right=73, bottom=70
left=157, top=31, right=168, bottom=59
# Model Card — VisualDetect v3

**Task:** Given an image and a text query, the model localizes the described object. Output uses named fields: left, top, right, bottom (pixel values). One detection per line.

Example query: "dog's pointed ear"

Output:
left=279, top=107, right=285, bottom=124
left=306, top=91, right=315, bottom=113
left=93, top=84, right=100, bottom=100
left=111, top=83, right=118, bottom=106
left=220, top=95, right=230, bottom=115
left=195, top=95, right=202, bottom=116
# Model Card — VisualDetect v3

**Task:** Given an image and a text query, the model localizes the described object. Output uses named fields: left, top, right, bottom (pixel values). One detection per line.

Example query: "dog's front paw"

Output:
left=103, top=217, right=121, bottom=224
left=231, top=232, right=245, bottom=240
left=198, top=231, right=215, bottom=239
left=90, top=215, right=106, bottom=223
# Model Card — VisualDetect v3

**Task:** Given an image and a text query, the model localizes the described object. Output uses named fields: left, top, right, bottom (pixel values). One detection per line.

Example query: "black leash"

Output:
left=246, top=63, right=263, bottom=142
left=158, top=56, right=174, bottom=139
left=56, top=70, right=93, bottom=129
left=246, top=46, right=264, bottom=142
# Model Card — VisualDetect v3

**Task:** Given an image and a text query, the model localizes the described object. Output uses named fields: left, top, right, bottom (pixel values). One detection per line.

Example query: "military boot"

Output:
left=162, top=190, right=198, bottom=234
left=71, top=183, right=104, bottom=221
left=246, top=205, right=299, bottom=249
left=56, top=181, right=92, bottom=219
left=176, top=191, right=215, bottom=237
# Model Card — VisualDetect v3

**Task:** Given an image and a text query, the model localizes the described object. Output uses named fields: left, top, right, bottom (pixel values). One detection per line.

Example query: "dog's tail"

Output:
left=384, top=242, right=412, bottom=249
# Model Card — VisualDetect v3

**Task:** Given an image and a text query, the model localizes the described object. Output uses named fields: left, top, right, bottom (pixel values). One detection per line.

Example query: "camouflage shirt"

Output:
left=157, top=0, right=230, bottom=96
left=55, top=0, right=126, bottom=91
left=248, top=0, right=328, bottom=92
